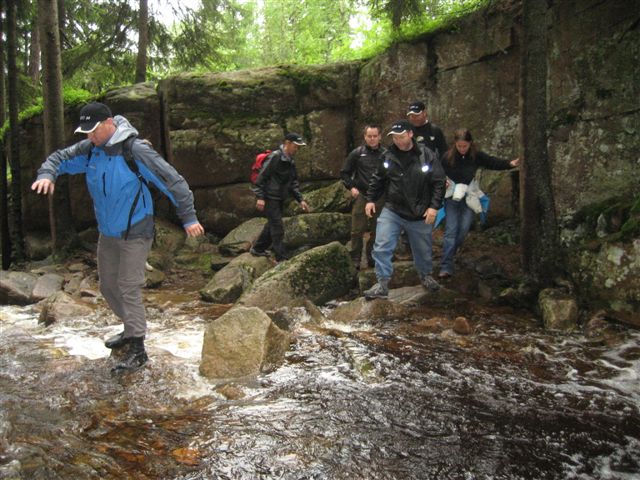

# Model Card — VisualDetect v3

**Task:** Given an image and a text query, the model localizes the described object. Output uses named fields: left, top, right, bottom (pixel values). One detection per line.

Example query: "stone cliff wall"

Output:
left=19, top=0, right=639, bottom=239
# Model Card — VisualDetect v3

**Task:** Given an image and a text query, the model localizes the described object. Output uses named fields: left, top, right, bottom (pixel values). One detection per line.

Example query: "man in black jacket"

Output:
left=340, top=124, right=386, bottom=269
left=364, top=120, right=446, bottom=299
left=251, top=132, right=310, bottom=262
left=407, top=101, right=448, bottom=159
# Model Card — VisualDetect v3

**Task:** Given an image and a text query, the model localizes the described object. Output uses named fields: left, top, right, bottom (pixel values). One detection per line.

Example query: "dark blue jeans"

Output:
left=440, top=198, right=475, bottom=274
left=253, top=199, right=287, bottom=260
left=371, top=208, right=434, bottom=280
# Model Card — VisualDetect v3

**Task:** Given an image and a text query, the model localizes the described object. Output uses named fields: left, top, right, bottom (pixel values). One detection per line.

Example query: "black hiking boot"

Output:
left=104, top=331, right=127, bottom=349
left=111, top=337, right=148, bottom=374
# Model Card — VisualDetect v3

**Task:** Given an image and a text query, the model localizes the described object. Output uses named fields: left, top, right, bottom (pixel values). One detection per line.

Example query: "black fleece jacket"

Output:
left=340, top=144, right=386, bottom=193
left=367, top=142, right=446, bottom=221
left=252, top=148, right=303, bottom=202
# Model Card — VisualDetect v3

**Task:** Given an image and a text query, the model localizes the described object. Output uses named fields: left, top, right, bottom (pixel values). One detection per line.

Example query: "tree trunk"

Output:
left=0, top=0, right=10, bottom=269
left=7, top=0, right=24, bottom=263
left=38, top=0, right=75, bottom=252
left=519, top=0, right=561, bottom=285
left=28, top=19, right=40, bottom=85
left=58, top=0, right=68, bottom=48
left=134, top=0, right=148, bottom=83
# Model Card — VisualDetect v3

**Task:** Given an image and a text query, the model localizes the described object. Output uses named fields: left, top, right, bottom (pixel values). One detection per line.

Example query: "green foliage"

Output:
left=170, top=0, right=253, bottom=72
left=10, top=0, right=495, bottom=109
left=0, top=87, right=93, bottom=139
left=350, top=0, right=491, bottom=60
left=244, top=0, right=357, bottom=67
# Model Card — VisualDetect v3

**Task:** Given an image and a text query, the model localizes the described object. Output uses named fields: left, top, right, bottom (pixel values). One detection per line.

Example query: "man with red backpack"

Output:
left=250, top=132, right=310, bottom=262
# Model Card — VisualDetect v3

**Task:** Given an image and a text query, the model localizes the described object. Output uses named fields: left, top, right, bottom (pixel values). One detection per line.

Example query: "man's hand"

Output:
left=256, top=199, right=265, bottom=212
left=510, top=157, right=520, bottom=167
left=185, top=222, right=205, bottom=237
left=350, top=187, right=360, bottom=198
left=365, top=202, right=375, bottom=218
left=423, top=208, right=437, bottom=224
left=300, top=200, right=310, bottom=213
left=31, top=179, right=55, bottom=195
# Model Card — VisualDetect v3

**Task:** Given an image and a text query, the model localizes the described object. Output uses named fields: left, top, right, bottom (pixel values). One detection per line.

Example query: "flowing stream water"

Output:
left=0, top=279, right=638, bottom=480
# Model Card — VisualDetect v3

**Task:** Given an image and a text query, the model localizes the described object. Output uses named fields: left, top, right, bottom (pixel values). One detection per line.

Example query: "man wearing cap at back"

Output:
left=407, top=101, right=448, bottom=159
left=32, top=102, right=204, bottom=374
left=363, top=119, right=446, bottom=299
left=251, top=132, right=310, bottom=262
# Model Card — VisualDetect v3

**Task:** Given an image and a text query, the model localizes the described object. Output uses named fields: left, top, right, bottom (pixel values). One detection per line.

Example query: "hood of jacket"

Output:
left=106, top=115, right=139, bottom=147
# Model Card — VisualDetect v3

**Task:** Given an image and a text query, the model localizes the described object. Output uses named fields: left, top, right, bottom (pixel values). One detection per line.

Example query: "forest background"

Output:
left=0, top=0, right=500, bottom=268
left=6, top=0, right=489, bottom=114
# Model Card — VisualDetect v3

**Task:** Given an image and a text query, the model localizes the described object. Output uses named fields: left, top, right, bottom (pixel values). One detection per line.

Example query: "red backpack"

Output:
left=250, top=150, right=272, bottom=184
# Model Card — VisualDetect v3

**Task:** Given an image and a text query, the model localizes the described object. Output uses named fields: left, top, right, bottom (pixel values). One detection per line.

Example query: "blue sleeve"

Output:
left=36, top=140, right=93, bottom=181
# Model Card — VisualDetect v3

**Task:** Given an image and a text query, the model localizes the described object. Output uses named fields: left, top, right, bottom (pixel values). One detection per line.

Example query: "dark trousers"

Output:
left=253, top=199, right=287, bottom=260
left=350, top=194, right=383, bottom=267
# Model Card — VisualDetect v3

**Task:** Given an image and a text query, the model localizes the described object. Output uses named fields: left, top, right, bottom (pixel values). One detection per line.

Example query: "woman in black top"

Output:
left=439, top=129, right=519, bottom=278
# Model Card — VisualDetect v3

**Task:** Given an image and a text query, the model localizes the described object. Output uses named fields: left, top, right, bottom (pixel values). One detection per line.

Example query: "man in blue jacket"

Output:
left=32, top=102, right=204, bottom=373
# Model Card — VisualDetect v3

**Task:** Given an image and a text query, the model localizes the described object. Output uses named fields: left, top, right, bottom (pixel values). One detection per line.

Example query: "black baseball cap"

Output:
left=284, top=132, right=306, bottom=145
left=75, top=102, right=112, bottom=134
left=406, top=101, right=425, bottom=116
left=387, top=119, right=413, bottom=135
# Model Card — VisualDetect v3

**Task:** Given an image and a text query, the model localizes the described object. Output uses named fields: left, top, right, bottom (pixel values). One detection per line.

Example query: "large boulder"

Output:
left=218, top=217, right=267, bottom=256
left=329, top=296, right=406, bottom=323
left=285, top=180, right=352, bottom=216
left=283, top=212, right=351, bottom=249
left=158, top=63, right=359, bottom=189
left=218, top=212, right=350, bottom=256
left=200, top=253, right=273, bottom=304
left=239, top=241, right=355, bottom=310
left=200, top=306, right=291, bottom=379
left=329, top=285, right=457, bottom=324
left=0, top=271, right=38, bottom=305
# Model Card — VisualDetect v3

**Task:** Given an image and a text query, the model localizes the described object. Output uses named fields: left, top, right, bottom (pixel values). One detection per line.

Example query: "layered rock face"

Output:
left=16, top=0, right=639, bottom=317
left=20, top=1, right=636, bottom=235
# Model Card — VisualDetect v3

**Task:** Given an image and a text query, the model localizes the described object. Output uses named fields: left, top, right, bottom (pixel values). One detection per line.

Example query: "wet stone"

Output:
left=539, top=288, right=579, bottom=331
left=453, top=316, right=473, bottom=335
left=0, top=271, right=38, bottom=305
left=216, top=384, right=246, bottom=400
left=31, top=273, right=65, bottom=302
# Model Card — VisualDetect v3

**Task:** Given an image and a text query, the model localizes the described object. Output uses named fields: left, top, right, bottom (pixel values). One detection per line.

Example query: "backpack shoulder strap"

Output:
left=122, top=136, right=151, bottom=240
left=123, top=136, right=150, bottom=186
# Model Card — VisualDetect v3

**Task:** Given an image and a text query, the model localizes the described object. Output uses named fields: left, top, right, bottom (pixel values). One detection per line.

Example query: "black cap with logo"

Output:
left=75, top=102, right=112, bottom=134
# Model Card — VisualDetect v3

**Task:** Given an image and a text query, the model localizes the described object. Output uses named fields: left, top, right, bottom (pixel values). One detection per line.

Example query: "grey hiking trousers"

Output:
left=97, top=234, right=153, bottom=338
